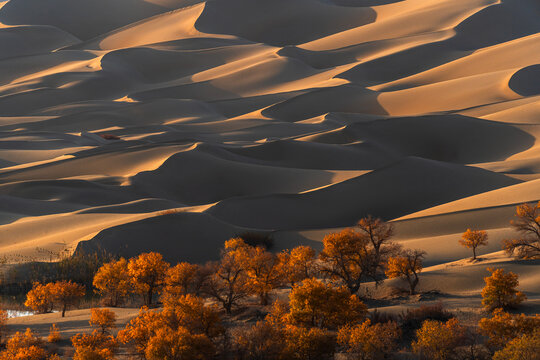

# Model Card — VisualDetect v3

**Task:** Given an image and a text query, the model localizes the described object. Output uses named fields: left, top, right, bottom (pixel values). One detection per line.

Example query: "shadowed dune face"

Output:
left=0, top=0, right=538, bottom=265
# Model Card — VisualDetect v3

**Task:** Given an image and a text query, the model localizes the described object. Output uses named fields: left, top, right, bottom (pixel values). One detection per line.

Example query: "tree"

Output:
left=165, top=295, right=224, bottom=340
left=204, top=239, right=249, bottom=314
left=71, top=331, right=117, bottom=360
left=0, top=328, right=49, bottom=360
left=244, top=246, right=285, bottom=305
left=93, top=258, right=132, bottom=307
left=162, top=262, right=209, bottom=304
left=338, top=319, right=401, bottom=360
left=118, top=308, right=163, bottom=357
left=503, top=202, right=540, bottom=259
left=287, top=278, right=367, bottom=330
left=385, top=249, right=426, bottom=295
left=493, top=328, right=540, bottom=360
left=356, top=216, right=398, bottom=273
left=144, top=327, right=214, bottom=360
left=128, top=252, right=170, bottom=306
left=478, top=309, right=540, bottom=350
left=0, top=309, right=7, bottom=345
left=459, top=229, right=488, bottom=260
left=25, top=282, right=55, bottom=314
left=481, top=268, right=526, bottom=311
left=89, top=308, right=117, bottom=335
left=50, top=280, right=85, bottom=317
left=319, top=218, right=399, bottom=295
left=412, top=318, right=465, bottom=360
left=278, top=246, right=317, bottom=286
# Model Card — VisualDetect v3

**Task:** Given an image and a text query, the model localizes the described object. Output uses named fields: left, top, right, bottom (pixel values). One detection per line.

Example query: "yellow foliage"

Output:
left=233, top=321, right=287, bottom=359
left=282, top=325, right=335, bottom=360
left=244, top=246, right=285, bottom=305
left=478, top=309, right=540, bottom=350
left=48, top=324, right=61, bottom=343
left=165, top=294, right=224, bottom=339
left=287, top=278, right=367, bottom=329
left=93, top=258, right=131, bottom=307
left=118, top=307, right=163, bottom=357
left=459, top=229, right=488, bottom=260
left=503, top=202, right=540, bottom=259
left=71, top=330, right=117, bottom=360
left=51, top=280, right=86, bottom=317
left=89, top=308, right=116, bottom=335
left=338, top=319, right=401, bottom=360
left=144, top=327, right=214, bottom=360
left=412, top=318, right=465, bottom=360
left=0, top=328, right=48, bottom=360
left=162, top=262, right=207, bottom=305
left=481, top=268, right=526, bottom=311
left=493, top=328, right=540, bottom=360
left=127, top=252, right=170, bottom=306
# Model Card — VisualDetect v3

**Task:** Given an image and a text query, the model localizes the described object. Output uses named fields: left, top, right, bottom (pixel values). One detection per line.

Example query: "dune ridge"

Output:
left=0, top=0, right=537, bottom=273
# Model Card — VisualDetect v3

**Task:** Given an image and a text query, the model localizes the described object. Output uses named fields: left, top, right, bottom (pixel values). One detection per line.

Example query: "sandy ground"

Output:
left=0, top=0, right=538, bottom=326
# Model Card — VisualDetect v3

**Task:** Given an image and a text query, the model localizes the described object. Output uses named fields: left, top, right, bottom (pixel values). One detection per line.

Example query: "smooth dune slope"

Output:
left=0, top=0, right=537, bottom=274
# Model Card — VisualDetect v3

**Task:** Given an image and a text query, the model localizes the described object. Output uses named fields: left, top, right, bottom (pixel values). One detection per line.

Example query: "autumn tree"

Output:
left=71, top=330, right=117, bottom=360
left=503, top=202, right=540, bottom=259
left=385, top=249, right=426, bottom=295
left=481, top=268, right=526, bottom=311
left=319, top=217, right=399, bottom=294
left=493, top=328, right=540, bottom=360
left=25, top=282, right=55, bottom=314
left=93, top=258, right=132, bottom=307
left=128, top=252, right=169, bottom=306
left=232, top=321, right=287, bottom=360
left=338, top=319, right=401, bottom=360
left=244, top=245, right=285, bottom=305
left=162, top=262, right=210, bottom=305
left=51, top=280, right=85, bottom=317
left=119, top=295, right=222, bottom=358
left=356, top=215, right=398, bottom=275
left=478, top=309, right=540, bottom=350
left=204, top=238, right=249, bottom=314
left=279, top=246, right=317, bottom=286
left=0, top=309, right=7, bottom=345
left=286, top=278, right=367, bottom=330
left=412, top=318, right=465, bottom=360
left=89, top=308, right=117, bottom=335
left=0, top=328, right=49, bottom=360
left=460, top=229, right=488, bottom=260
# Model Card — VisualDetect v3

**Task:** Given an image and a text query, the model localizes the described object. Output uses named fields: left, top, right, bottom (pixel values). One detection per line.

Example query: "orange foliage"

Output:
left=385, top=249, right=425, bottom=295
left=287, top=278, right=367, bottom=329
left=144, top=327, right=214, bottom=360
left=481, top=268, right=526, bottom=311
left=93, top=258, right=131, bottom=307
left=478, top=309, right=540, bottom=350
left=50, top=280, right=85, bottom=317
left=47, top=324, right=61, bottom=343
left=89, top=308, right=117, bottom=335
left=71, top=330, right=117, bottom=360
left=493, top=328, right=540, bottom=360
left=244, top=246, right=285, bottom=305
left=0, top=328, right=49, bottom=360
left=128, top=252, right=170, bottom=306
left=25, top=282, right=55, bottom=314
left=278, top=246, right=317, bottom=286
left=338, top=319, right=401, bottom=360
left=412, top=318, right=465, bottom=360
left=163, top=262, right=209, bottom=305
left=459, top=229, right=488, bottom=260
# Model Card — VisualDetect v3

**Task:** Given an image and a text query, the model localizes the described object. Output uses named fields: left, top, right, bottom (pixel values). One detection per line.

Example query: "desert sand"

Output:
left=0, top=0, right=538, bottom=303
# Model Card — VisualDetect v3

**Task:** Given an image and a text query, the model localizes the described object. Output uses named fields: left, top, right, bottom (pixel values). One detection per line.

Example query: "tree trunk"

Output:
left=62, top=304, right=66, bottom=317
left=147, top=287, right=153, bottom=307
left=473, top=247, right=477, bottom=260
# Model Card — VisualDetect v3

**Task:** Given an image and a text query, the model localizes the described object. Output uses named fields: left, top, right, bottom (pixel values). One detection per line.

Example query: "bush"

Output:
left=481, top=268, right=526, bottom=311
left=338, top=319, right=401, bottom=360
left=412, top=318, right=465, bottom=360
left=493, top=328, right=540, bottom=360
left=48, top=324, right=61, bottom=343
left=400, top=303, right=454, bottom=338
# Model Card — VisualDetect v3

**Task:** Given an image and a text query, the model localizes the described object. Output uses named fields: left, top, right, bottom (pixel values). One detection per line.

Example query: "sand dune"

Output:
left=0, top=0, right=537, bottom=272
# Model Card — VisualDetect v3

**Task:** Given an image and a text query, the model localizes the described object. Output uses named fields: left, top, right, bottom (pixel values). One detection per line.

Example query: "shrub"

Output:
left=399, top=303, right=454, bottom=338
left=338, top=319, right=401, bottom=360
left=412, top=318, right=465, bottom=360
left=493, top=328, right=540, bottom=360
left=0, top=328, right=48, bottom=360
left=478, top=309, right=540, bottom=350
left=232, top=321, right=286, bottom=360
left=71, top=331, right=117, bottom=360
left=89, top=308, right=116, bottom=335
left=48, top=324, right=61, bottom=343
